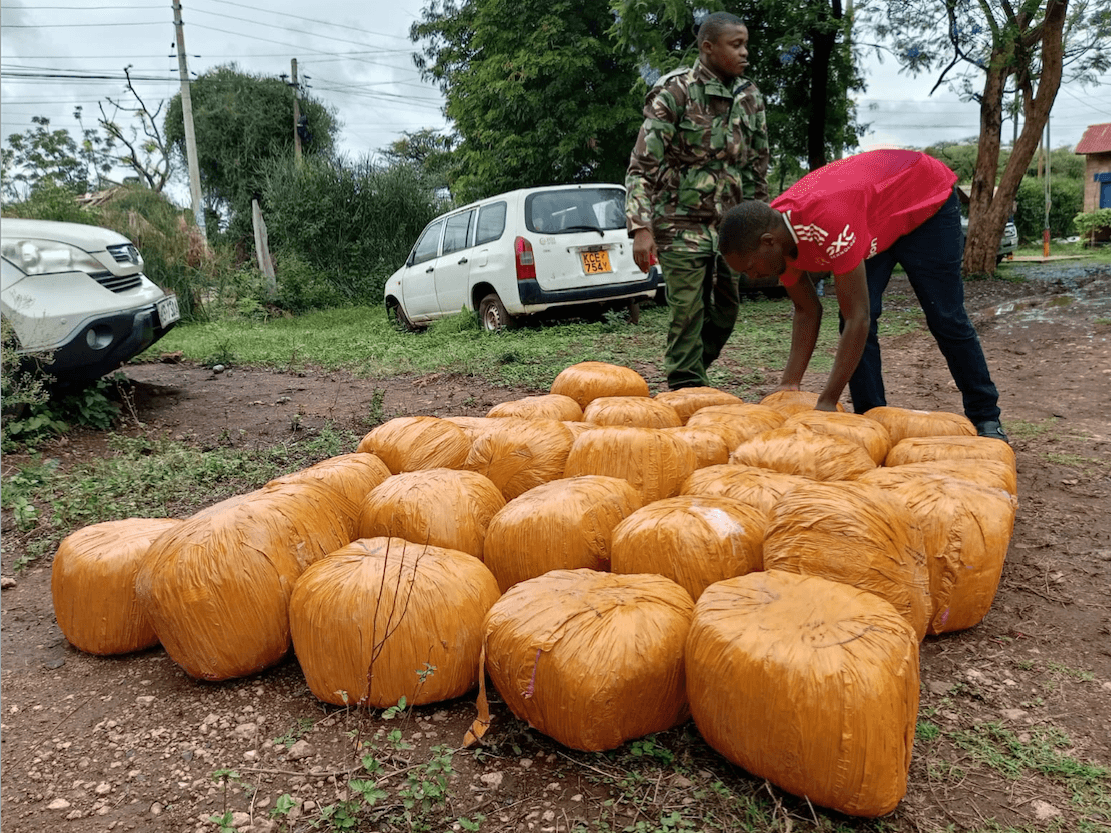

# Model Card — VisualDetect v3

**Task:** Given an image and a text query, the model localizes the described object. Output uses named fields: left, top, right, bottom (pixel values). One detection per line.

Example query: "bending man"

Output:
left=718, top=148, right=1008, bottom=441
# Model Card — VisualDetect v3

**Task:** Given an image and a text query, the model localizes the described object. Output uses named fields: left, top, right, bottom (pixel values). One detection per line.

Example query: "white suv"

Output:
left=383, top=183, right=660, bottom=331
left=1, top=218, right=180, bottom=382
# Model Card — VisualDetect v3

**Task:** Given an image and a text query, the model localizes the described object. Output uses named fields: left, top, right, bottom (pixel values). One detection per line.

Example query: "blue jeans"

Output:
left=840, top=189, right=1001, bottom=424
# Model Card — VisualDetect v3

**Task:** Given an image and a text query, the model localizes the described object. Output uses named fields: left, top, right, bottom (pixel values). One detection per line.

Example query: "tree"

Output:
left=608, top=0, right=866, bottom=173
left=865, top=0, right=1111, bottom=275
left=164, top=64, right=338, bottom=240
left=98, top=66, right=176, bottom=193
left=411, top=0, right=644, bottom=203
left=381, top=128, right=457, bottom=192
left=2, top=115, right=113, bottom=200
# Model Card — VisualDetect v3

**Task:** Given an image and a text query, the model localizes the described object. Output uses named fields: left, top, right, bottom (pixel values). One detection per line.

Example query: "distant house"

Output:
left=1075, top=122, right=1111, bottom=211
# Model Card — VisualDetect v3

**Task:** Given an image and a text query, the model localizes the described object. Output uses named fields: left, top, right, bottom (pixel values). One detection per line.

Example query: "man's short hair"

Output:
left=719, top=201, right=780, bottom=256
left=697, top=12, right=745, bottom=45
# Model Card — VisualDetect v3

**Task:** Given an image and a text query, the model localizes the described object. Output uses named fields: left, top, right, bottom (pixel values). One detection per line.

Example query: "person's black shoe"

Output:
left=976, top=420, right=1010, bottom=443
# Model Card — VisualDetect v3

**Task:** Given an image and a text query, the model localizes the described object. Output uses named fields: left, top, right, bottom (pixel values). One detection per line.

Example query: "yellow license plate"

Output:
left=580, top=250, right=612, bottom=274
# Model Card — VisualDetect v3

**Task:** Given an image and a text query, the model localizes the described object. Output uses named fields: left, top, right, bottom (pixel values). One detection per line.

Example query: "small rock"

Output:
left=1001, top=709, right=1028, bottom=721
left=1032, top=800, right=1061, bottom=821
left=95, top=782, right=112, bottom=795
left=927, top=680, right=950, bottom=696
left=519, top=758, right=533, bottom=769
left=43, top=658, right=65, bottom=670
left=243, top=750, right=258, bottom=762
left=479, top=772, right=504, bottom=788
left=230, top=811, right=251, bottom=827
left=47, top=798, right=71, bottom=811
left=233, top=722, right=257, bottom=740
left=1, top=576, right=16, bottom=589
left=136, top=696, right=155, bottom=707
left=150, top=802, right=163, bottom=815
left=212, top=364, right=226, bottom=373
left=287, top=740, right=314, bottom=760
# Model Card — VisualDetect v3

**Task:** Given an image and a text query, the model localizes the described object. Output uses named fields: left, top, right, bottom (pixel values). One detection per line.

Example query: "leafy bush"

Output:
left=273, top=250, right=346, bottom=313
left=1013, top=176, right=1083, bottom=241
left=1073, top=208, right=1111, bottom=244
left=260, top=156, right=445, bottom=310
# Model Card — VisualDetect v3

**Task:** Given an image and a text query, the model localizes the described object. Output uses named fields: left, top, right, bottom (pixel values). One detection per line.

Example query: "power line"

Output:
left=191, top=0, right=412, bottom=42
left=188, top=6, right=410, bottom=53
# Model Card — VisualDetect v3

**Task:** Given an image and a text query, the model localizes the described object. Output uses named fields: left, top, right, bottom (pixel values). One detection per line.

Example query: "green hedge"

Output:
left=1013, top=176, right=1083, bottom=241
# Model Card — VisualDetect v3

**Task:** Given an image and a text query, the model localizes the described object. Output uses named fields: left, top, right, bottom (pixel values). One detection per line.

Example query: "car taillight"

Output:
left=514, top=236, right=536, bottom=281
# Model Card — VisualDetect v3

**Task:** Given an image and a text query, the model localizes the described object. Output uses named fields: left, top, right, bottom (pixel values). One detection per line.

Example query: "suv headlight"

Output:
left=0, top=238, right=105, bottom=276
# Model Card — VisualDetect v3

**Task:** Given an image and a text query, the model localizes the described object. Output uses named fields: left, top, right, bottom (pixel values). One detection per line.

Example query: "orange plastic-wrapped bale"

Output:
left=564, top=426, right=697, bottom=504
left=51, top=518, right=181, bottom=655
left=730, top=424, right=877, bottom=481
left=681, top=464, right=811, bottom=516
left=561, top=421, right=600, bottom=440
left=871, top=458, right=1017, bottom=496
left=135, top=481, right=359, bottom=680
left=487, top=394, right=584, bottom=422
left=483, top=476, right=641, bottom=592
left=759, top=389, right=846, bottom=415
left=583, top=396, right=683, bottom=429
left=443, top=416, right=502, bottom=441
left=685, top=403, right=785, bottom=450
left=884, top=434, right=1016, bottom=470
left=290, top=537, right=500, bottom=708
left=356, top=416, right=470, bottom=473
left=653, top=387, right=744, bottom=424
left=853, top=469, right=1017, bottom=634
left=268, top=452, right=391, bottom=507
left=549, top=361, right=649, bottom=408
left=357, top=468, right=506, bottom=560
left=611, top=496, right=765, bottom=600
left=483, top=569, right=694, bottom=751
left=687, top=571, right=919, bottom=817
left=465, top=418, right=574, bottom=500
left=784, top=411, right=893, bottom=465
left=662, top=426, right=730, bottom=468
left=762, top=481, right=930, bottom=640
left=863, top=406, right=975, bottom=445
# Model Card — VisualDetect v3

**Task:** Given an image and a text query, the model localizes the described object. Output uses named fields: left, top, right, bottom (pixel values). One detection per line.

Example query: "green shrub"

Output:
left=274, top=251, right=347, bottom=313
left=1073, top=208, right=1111, bottom=244
left=1014, top=175, right=1084, bottom=241
left=260, top=156, right=444, bottom=310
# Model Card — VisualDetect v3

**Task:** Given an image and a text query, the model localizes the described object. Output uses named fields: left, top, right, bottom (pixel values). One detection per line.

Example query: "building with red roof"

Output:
left=1075, top=122, right=1111, bottom=212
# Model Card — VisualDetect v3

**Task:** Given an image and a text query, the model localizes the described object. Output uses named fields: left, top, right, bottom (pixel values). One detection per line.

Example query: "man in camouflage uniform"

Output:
left=626, top=11, right=770, bottom=390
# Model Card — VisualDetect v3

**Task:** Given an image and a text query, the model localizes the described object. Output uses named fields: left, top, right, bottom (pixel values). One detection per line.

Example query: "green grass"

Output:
left=142, top=297, right=842, bottom=394
left=1006, top=417, right=1059, bottom=441
left=1004, top=239, right=1111, bottom=264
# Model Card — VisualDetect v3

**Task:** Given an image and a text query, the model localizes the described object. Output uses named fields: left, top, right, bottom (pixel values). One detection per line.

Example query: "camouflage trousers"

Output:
left=657, top=225, right=740, bottom=390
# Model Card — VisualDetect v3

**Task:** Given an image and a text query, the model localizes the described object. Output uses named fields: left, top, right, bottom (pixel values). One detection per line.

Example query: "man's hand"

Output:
left=632, top=228, right=657, bottom=274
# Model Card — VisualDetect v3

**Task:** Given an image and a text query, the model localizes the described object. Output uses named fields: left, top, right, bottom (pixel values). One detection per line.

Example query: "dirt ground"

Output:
left=2, top=267, right=1109, bottom=833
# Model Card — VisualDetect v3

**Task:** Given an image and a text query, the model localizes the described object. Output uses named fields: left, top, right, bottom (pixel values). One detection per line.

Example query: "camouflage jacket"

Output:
left=625, top=59, right=770, bottom=244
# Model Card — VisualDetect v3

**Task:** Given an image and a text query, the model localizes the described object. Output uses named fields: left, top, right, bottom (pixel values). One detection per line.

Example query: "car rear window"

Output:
left=525, top=188, right=626, bottom=234
left=443, top=210, right=474, bottom=255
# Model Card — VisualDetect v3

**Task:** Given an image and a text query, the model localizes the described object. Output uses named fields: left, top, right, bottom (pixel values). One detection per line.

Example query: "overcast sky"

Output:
left=2, top=0, right=1109, bottom=206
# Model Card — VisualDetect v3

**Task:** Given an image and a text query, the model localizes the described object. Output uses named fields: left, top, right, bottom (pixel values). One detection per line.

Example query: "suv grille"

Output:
left=92, top=270, right=142, bottom=292
left=106, top=243, right=141, bottom=265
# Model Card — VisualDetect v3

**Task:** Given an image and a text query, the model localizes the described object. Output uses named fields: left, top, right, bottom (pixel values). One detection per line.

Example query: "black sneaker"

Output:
left=976, top=420, right=1010, bottom=443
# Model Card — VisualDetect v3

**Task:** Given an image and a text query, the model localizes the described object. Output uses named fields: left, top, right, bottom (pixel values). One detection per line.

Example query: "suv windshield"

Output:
left=524, top=188, right=626, bottom=234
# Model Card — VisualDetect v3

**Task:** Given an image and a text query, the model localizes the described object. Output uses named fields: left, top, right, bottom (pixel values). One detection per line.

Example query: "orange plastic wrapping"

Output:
left=549, top=361, right=650, bottom=408
left=684, top=403, right=785, bottom=450
left=730, top=424, right=877, bottom=481
left=483, top=569, right=694, bottom=751
left=870, top=458, right=1017, bottom=496
left=289, top=537, right=501, bottom=707
left=884, top=434, right=1017, bottom=471
left=51, top=518, right=181, bottom=655
left=784, top=411, right=893, bottom=465
left=561, top=421, right=600, bottom=440
left=443, top=416, right=502, bottom=441
left=653, top=386, right=744, bottom=424
left=762, top=481, right=931, bottom=640
left=268, top=452, right=392, bottom=507
left=863, top=405, right=975, bottom=444
left=583, top=396, right=683, bottom=429
left=483, top=475, right=642, bottom=592
left=564, top=426, right=698, bottom=504
left=611, top=496, right=766, bottom=600
left=464, top=418, right=574, bottom=500
left=687, top=571, right=919, bottom=817
left=854, top=469, right=1017, bottom=634
left=680, top=464, right=811, bottom=516
left=759, top=389, right=847, bottom=415
left=357, top=468, right=506, bottom=560
left=487, top=393, right=584, bottom=422
left=355, top=416, right=471, bottom=473
left=662, top=426, right=730, bottom=468
left=134, top=481, right=359, bottom=680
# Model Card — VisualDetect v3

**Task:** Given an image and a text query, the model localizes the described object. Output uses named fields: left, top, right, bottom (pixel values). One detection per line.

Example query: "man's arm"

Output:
left=742, top=86, right=770, bottom=203
left=817, top=261, right=870, bottom=410
left=626, top=89, right=678, bottom=272
left=779, top=269, right=823, bottom=391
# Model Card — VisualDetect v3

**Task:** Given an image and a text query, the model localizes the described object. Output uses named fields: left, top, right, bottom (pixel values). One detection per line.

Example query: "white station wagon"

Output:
left=383, top=183, right=661, bottom=331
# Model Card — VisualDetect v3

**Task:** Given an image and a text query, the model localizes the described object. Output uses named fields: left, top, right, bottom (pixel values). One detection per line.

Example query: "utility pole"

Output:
left=291, top=58, right=302, bottom=166
left=172, top=0, right=206, bottom=237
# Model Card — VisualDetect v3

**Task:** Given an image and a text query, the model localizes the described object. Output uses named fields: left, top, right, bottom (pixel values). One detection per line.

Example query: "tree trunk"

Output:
left=806, top=1, right=841, bottom=170
left=963, top=0, right=1068, bottom=276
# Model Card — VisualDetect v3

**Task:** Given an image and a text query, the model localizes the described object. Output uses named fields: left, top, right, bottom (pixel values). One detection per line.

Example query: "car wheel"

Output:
left=479, top=293, right=514, bottom=331
left=387, top=300, right=419, bottom=332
